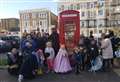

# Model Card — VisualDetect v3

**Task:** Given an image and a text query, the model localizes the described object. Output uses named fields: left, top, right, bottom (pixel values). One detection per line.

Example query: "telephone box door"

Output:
left=59, top=10, right=80, bottom=54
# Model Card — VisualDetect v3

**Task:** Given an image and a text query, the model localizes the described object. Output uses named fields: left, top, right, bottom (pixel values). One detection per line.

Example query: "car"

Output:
left=0, top=36, right=20, bottom=53
left=0, top=39, right=6, bottom=46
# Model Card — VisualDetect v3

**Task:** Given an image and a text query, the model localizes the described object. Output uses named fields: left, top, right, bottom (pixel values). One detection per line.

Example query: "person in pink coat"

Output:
left=54, top=44, right=72, bottom=73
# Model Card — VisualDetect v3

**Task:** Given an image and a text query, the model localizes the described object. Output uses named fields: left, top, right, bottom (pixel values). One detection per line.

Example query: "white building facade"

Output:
left=19, top=8, right=57, bottom=34
left=58, top=0, right=113, bottom=36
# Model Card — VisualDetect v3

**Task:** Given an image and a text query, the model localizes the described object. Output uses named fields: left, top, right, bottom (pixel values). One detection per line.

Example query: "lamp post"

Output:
left=96, top=1, right=99, bottom=45
left=109, top=0, right=112, bottom=28
left=116, top=7, right=120, bottom=27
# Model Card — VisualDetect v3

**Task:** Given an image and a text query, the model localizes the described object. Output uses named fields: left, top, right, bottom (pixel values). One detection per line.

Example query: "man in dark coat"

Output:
left=36, top=33, right=48, bottom=52
left=18, top=52, right=38, bottom=82
left=48, top=28, right=60, bottom=55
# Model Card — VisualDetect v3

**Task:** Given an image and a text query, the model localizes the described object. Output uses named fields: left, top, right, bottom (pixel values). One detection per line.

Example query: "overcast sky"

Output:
left=0, top=0, right=58, bottom=19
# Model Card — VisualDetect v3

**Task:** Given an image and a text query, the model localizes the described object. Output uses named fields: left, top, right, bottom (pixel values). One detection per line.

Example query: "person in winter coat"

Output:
left=18, top=51, right=38, bottom=82
left=21, top=34, right=36, bottom=52
left=48, top=28, right=60, bottom=55
left=101, top=33, right=113, bottom=72
left=7, top=48, right=22, bottom=75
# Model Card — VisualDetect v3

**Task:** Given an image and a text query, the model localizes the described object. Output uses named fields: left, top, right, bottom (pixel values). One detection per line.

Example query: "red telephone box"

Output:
left=59, top=10, right=80, bottom=54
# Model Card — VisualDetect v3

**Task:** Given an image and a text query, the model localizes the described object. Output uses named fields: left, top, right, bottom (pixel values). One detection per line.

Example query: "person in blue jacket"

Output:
left=21, top=34, right=36, bottom=53
left=74, top=46, right=85, bottom=75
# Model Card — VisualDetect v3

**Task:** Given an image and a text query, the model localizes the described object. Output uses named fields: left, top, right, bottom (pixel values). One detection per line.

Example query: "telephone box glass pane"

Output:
left=64, top=21, right=76, bottom=54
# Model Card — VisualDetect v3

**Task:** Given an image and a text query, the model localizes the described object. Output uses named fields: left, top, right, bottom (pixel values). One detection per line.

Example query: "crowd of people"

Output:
left=6, top=28, right=120, bottom=82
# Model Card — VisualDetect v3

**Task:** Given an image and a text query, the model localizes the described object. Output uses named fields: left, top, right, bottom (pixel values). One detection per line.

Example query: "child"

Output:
left=54, top=44, right=72, bottom=73
left=45, top=41, right=55, bottom=73
left=36, top=49, right=45, bottom=75
left=74, top=46, right=85, bottom=74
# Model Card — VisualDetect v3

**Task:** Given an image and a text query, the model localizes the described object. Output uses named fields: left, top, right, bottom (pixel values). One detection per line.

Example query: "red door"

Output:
left=59, top=10, right=80, bottom=54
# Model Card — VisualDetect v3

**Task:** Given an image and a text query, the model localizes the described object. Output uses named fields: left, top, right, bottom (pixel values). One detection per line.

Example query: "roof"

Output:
left=19, top=8, right=49, bottom=13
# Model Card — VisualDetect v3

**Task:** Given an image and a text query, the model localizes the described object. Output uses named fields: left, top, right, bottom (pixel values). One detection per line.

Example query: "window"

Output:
left=24, top=30, right=27, bottom=33
left=27, top=14, right=30, bottom=19
left=88, top=11, right=90, bottom=18
left=82, top=12, right=85, bottom=17
left=77, top=4, right=80, bottom=10
left=33, top=20, right=36, bottom=27
left=91, top=11, right=94, bottom=17
left=99, top=2, right=104, bottom=7
left=39, top=13, right=41, bottom=18
left=40, top=21, right=42, bottom=25
left=98, top=9, right=103, bottom=15
left=91, top=3, right=94, bottom=8
left=80, top=4, right=83, bottom=9
left=42, top=13, right=45, bottom=18
left=94, top=11, right=96, bottom=17
left=32, top=13, right=36, bottom=18
left=99, top=24, right=103, bottom=27
left=23, top=14, right=26, bottom=19
left=42, top=21, right=44, bottom=27
left=70, top=4, right=73, bottom=10
left=58, top=7, right=61, bottom=11
left=84, top=3, right=87, bottom=9
left=44, top=14, right=47, bottom=18
left=68, top=6, right=70, bottom=10
left=61, top=5, right=64, bottom=10
left=87, top=2, right=90, bottom=9
left=25, top=22, right=27, bottom=27
left=99, top=30, right=102, bottom=33
left=74, top=5, right=76, bottom=10
left=81, top=22, right=84, bottom=27
left=94, top=1, right=97, bottom=8
left=41, top=14, right=43, bottom=18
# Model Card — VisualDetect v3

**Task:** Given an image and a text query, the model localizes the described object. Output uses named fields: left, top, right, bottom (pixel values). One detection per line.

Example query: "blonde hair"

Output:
left=46, top=41, right=52, bottom=47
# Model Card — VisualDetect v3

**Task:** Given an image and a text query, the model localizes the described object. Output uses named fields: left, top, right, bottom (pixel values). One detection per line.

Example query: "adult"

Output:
left=89, top=39, right=99, bottom=61
left=30, top=31, right=37, bottom=40
left=11, top=40, right=19, bottom=49
left=18, top=51, right=38, bottom=82
left=108, top=30, right=120, bottom=67
left=89, top=31, right=94, bottom=39
left=108, top=31, right=116, bottom=57
left=21, top=34, right=36, bottom=53
left=101, top=33, right=113, bottom=71
left=36, top=32, right=48, bottom=52
left=48, top=28, right=60, bottom=55
left=41, top=29, right=46, bottom=37
left=7, top=48, right=22, bottom=75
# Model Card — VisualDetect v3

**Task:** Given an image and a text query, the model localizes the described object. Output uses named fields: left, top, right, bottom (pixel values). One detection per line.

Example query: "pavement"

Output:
left=0, top=69, right=120, bottom=82
left=0, top=53, right=120, bottom=82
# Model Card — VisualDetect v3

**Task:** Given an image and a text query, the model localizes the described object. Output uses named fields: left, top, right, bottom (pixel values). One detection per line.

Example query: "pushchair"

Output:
left=89, top=55, right=103, bottom=72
